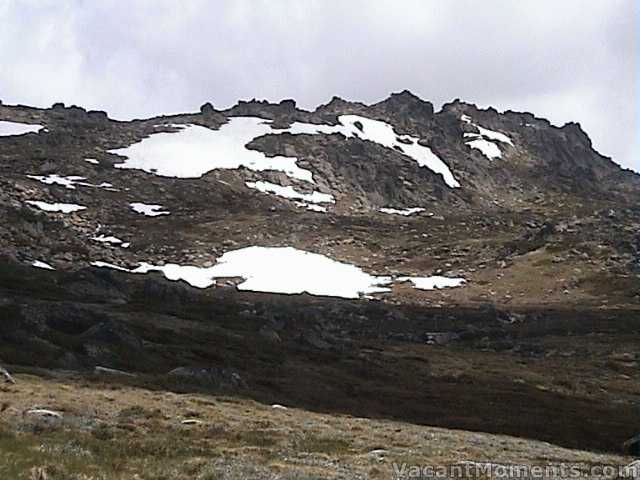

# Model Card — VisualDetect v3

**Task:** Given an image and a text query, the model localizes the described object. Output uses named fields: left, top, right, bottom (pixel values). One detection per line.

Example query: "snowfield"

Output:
left=108, top=114, right=459, bottom=189
left=91, top=246, right=465, bottom=299
left=110, top=118, right=314, bottom=182
left=25, top=201, right=86, bottom=213
left=287, top=115, right=460, bottom=188
left=129, top=203, right=170, bottom=216
left=0, top=121, right=43, bottom=136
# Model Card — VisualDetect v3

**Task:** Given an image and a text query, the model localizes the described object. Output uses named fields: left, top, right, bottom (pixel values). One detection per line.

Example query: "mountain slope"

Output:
left=0, top=92, right=638, bottom=306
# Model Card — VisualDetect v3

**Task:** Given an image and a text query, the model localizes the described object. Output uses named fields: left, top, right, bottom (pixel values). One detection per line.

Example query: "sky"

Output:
left=0, top=0, right=637, bottom=171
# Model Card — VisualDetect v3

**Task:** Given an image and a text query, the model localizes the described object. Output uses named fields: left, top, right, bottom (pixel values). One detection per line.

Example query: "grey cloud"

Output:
left=0, top=0, right=637, bottom=171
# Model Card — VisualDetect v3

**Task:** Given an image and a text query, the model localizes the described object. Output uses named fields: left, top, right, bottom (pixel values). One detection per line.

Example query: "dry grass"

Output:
left=0, top=374, right=631, bottom=479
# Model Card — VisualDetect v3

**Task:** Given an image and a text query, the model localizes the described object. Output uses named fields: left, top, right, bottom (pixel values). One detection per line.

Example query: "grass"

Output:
left=0, top=373, right=633, bottom=480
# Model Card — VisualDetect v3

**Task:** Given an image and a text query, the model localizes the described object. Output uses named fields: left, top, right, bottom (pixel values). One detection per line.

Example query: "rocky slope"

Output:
left=0, top=92, right=638, bottom=306
left=1, top=93, right=639, bottom=472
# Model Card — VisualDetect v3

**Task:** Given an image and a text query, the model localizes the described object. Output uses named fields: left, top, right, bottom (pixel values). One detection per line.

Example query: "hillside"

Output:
left=0, top=93, right=639, bottom=477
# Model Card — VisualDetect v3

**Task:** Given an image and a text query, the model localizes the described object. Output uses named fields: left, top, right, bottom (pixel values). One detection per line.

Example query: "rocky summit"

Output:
left=1, top=92, right=639, bottom=477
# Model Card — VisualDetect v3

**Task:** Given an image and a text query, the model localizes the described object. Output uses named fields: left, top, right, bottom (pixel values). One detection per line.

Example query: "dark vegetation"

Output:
left=1, top=260, right=639, bottom=454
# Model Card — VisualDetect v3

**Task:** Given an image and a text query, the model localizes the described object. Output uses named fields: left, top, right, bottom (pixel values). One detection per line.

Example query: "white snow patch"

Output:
left=27, top=174, right=87, bottom=190
left=460, top=115, right=514, bottom=161
left=398, top=276, right=465, bottom=290
left=475, top=125, right=513, bottom=146
left=92, top=246, right=392, bottom=298
left=110, top=117, right=314, bottom=183
left=287, top=115, right=460, bottom=188
left=25, top=200, right=86, bottom=213
left=207, top=246, right=393, bottom=297
left=27, top=174, right=116, bottom=191
left=91, top=247, right=467, bottom=299
left=92, top=234, right=127, bottom=246
left=129, top=202, right=170, bottom=216
left=380, top=207, right=425, bottom=216
left=32, top=260, right=55, bottom=270
left=246, top=181, right=334, bottom=204
left=304, top=204, right=328, bottom=213
left=466, top=139, right=502, bottom=160
left=84, top=158, right=100, bottom=164
left=134, top=262, right=220, bottom=289
left=0, top=121, right=43, bottom=136
left=90, top=261, right=131, bottom=271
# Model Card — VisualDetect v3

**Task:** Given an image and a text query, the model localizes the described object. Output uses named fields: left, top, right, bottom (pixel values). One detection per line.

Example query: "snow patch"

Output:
left=27, top=174, right=87, bottom=190
left=110, top=117, right=314, bottom=183
left=92, top=234, right=129, bottom=247
left=476, top=125, right=513, bottom=146
left=130, top=203, right=170, bottom=216
left=90, top=261, right=130, bottom=271
left=461, top=115, right=514, bottom=161
left=32, top=260, right=55, bottom=270
left=91, top=246, right=466, bottom=299
left=27, top=174, right=116, bottom=191
left=0, top=121, right=43, bottom=136
left=303, top=204, right=328, bottom=213
left=466, top=139, right=502, bottom=160
left=246, top=181, right=334, bottom=204
left=398, top=276, right=466, bottom=290
left=380, top=207, right=425, bottom=216
left=25, top=200, right=86, bottom=213
left=84, top=158, right=100, bottom=164
left=287, top=115, right=460, bottom=188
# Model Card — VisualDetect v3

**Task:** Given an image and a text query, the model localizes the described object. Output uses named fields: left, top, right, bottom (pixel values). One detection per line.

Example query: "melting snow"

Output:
left=380, top=207, right=425, bottom=216
left=27, top=174, right=87, bottom=190
left=110, top=117, right=314, bottom=182
left=32, top=260, right=55, bottom=270
left=0, top=121, right=43, bottom=136
left=287, top=115, right=460, bottom=188
left=27, top=174, right=116, bottom=191
left=130, top=203, right=170, bottom=216
left=25, top=200, right=86, bottom=213
left=246, top=181, right=334, bottom=204
left=108, top=115, right=458, bottom=188
left=92, top=234, right=129, bottom=247
left=475, top=125, right=513, bottom=146
left=91, top=246, right=466, bottom=299
left=461, top=115, right=514, bottom=161
left=303, top=204, right=328, bottom=213
left=398, top=276, right=465, bottom=290
left=90, top=261, right=130, bottom=271
left=466, top=139, right=502, bottom=160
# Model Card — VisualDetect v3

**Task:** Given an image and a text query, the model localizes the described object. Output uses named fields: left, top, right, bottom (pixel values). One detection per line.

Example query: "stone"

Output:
left=0, top=366, right=15, bottom=384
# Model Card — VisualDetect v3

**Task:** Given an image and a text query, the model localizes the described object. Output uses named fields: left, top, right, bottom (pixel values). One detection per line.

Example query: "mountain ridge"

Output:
left=0, top=91, right=638, bottom=307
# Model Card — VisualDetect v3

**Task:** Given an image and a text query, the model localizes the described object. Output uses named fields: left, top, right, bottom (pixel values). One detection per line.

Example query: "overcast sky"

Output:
left=0, top=0, right=637, bottom=171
